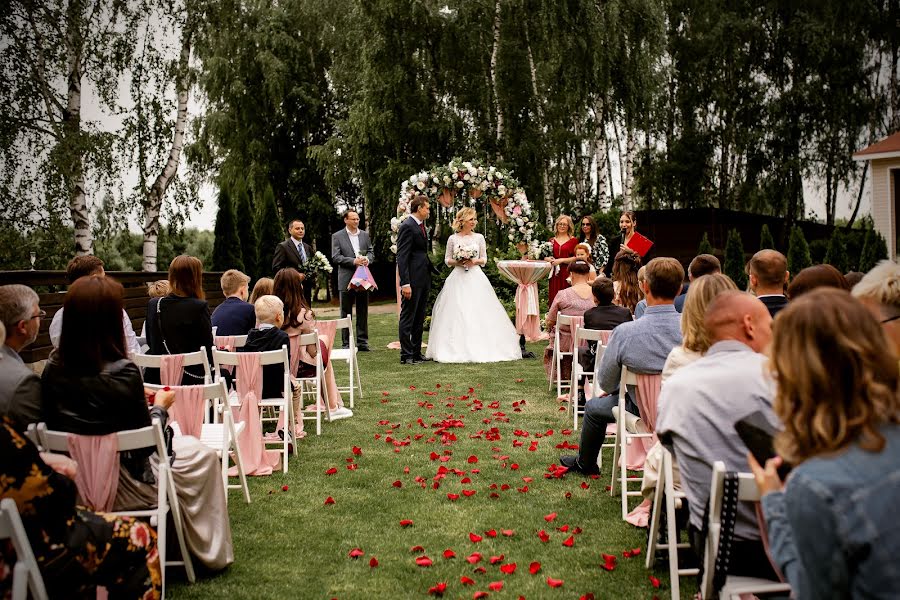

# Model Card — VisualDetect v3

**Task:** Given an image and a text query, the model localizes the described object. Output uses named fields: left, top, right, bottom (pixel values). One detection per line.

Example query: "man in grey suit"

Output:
left=0, top=285, right=43, bottom=430
left=331, top=210, right=375, bottom=350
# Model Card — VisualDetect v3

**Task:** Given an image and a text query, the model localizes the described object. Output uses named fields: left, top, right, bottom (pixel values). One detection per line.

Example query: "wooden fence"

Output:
left=0, top=271, right=226, bottom=364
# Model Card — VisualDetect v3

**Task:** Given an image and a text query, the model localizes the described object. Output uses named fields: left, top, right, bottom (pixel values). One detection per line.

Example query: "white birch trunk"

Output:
left=623, top=128, right=636, bottom=210
left=142, top=26, right=191, bottom=272
left=66, top=0, right=92, bottom=255
left=490, top=0, right=503, bottom=144
left=593, top=101, right=609, bottom=206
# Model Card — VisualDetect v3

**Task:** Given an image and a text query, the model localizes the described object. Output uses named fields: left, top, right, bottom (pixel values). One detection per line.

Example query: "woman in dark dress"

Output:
left=143, top=255, right=213, bottom=384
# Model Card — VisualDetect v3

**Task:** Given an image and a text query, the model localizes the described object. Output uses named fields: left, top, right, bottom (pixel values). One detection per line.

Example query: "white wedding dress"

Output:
left=425, top=233, right=522, bottom=363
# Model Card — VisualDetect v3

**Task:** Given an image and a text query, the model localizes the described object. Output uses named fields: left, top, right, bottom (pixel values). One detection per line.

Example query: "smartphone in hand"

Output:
left=734, top=411, right=792, bottom=480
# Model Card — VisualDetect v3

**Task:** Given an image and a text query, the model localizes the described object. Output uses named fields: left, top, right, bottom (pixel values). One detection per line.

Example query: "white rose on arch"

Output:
left=455, top=181, right=464, bottom=188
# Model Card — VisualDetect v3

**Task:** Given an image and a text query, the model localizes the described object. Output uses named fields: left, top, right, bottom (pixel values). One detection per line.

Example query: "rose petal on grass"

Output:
left=489, top=555, right=504, bottom=565
left=415, top=555, right=433, bottom=567
left=324, top=496, right=335, bottom=505
left=466, top=552, right=482, bottom=564
left=601, top=553, right=617, bottom=564
left=411, top=545, right=425, bottom=552
left=537, top=530, right=550, bottom=543
left=369, top=557, right=379, bottom=568
left=460, top=576, right=475, bottom=585
left=392, top=480, right=403, bottom=488
left=499, top=563, right=517, bottom=574
left=469, top=532, right=483, bottom=543
left=561, top=535, right=575, bottom=547
left=348, top=548, right=364, bottom=558
left=557, top=524, right=570, bottom=532
left=447, top=493, right=460, bottom=501
left=400, top=519, right=414, bottom=527
left=473, top=592, right=489, bottom=599
left=547, top=577, right=564, bottom=588
left=462, top=490, right=477, bottom=497
left=467, top=455, right=479, bottom=464
left=501, top=529, right=515, bottom=537
left=325, top=467, right=338, bottom=475
left=428, top=582, right=447, bottom=596
left=485, top=529, right=497, bottom=538
left=488, top=582, right=504, bottom=592
left=649, top=575, right=661, bottom=588
left=352, top=446, right=362, bottom=455
left=443, top=549, right=456, bottom=559
left=528, top=561, right=541, bottom=574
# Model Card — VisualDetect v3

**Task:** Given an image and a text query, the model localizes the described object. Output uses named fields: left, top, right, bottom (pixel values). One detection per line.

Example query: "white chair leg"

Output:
left=609, top=419, right=621, bottom=496
left=348, top=352, right=355, bottom=409
left=646, top=464, right=666, bottom=569
left=620, top=433, right=629, bottom=520
left=666, top=482, right=681, bottom=600
left=165, top=467, right=196, bottom=583
left=354, top=352, right=362, bottom=397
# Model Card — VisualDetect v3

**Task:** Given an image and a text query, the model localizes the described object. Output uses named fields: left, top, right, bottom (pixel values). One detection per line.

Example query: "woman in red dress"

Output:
left=548, top=215, right=579, bottom=306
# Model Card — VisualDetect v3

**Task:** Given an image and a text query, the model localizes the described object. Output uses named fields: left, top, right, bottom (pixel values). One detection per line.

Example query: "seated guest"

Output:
left=250, top=277, right=274, bottom=304
left=0, top=285, right=42, bottom=429
left=144, top=255, right=214, bottom=384
left=633, top=266, right=648, bottom=318
left=41, top=276, right=233, bottom=571
left=560, top=257, right=684, bottom=475
left=852, top=260, right=900, bottom=357
left=274, top=268, right=352, bottom=421
left=786, top=263, right=849, bottom=299
left=211, top=269, right=256, bottom=336
left=843, top=270, right=864, bottom=288
left=748, top=249, right=790, bottom=317
left=612, top=249, right=644, bottom=314
left=751, top=289, right=900, bottom=598
left=241, top=295, right=291, bottom=401
left=578, top=276, right=632, bottom=378
left=674, top=253, right=721, bottom=312
left=544, top=261, right=596, bottom=382
left=49, top=255, right=142, bottom=355
left=139, top=279, right=170, bottom=345
left=0, top=417, right=161, bottom=599
left=656, top=291, right=777, bottom=580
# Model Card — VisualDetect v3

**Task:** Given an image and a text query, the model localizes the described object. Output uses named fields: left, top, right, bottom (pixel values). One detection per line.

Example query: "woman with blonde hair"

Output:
left=611, top=248, right=643, bottom=314
left=662, top=273, right=738, bottom=381
left=425, top=207, right=521, bottom=363
left=548, top=214, right=579, bottom=305
left=750, top=289, right=900, bottom=598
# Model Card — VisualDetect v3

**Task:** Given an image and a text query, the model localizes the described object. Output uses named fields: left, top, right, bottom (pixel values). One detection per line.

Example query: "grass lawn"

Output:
left=170, top=312, right=687, bottom=599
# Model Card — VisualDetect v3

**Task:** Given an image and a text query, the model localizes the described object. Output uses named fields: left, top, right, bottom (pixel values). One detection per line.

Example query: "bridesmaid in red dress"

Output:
left=548, top=215, right=579, bottom=306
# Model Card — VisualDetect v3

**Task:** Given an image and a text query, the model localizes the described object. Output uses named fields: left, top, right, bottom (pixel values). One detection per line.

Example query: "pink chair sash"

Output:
left=313, top=320, right=338, bottom=353
left=599, top=330, right=612, bottom=345
left=623, top=373, right=662, bottom=470
left=625, top=498, right=652, bottom=528
left=66, top=433, right=119, bottom=512
left=168, top=385, right=205, bottom=438
left=160, top=354, right=184, bottom=386
left=214, top=336, right=236, bottom=352
left=231, top=353, right=279, bottom=476
left=288, top=334, right=302, bottom=378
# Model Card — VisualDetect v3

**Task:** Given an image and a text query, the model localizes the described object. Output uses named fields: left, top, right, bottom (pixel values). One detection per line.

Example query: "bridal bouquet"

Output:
left=530, top=241, right=554, bottom=260
left=453, top=245, right=479, bottom=271
left=300, top=250, right=333, bottom=278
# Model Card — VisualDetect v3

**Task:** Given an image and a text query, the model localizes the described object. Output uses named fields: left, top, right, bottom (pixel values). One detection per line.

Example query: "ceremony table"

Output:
left=496, top=259, right=552, bottom=357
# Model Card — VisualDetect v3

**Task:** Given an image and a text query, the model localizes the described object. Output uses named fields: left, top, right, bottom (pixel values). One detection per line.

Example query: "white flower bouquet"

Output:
left=452, top=244, right=479, bottom=271
left=300, top=250, right=333, bottom=277
left=531, top=241, right=554, bottom=261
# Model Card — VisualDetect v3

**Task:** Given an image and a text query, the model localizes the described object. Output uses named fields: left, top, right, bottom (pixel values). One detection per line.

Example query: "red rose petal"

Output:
left=473, top=592, right=489, bottom=599
left=537, top=530, right=550, bottom=542
left=443, top=549, right=456, bottom=559
left=501, top=529, right=514, bottom=537
left=281, top=485, right=289, bottom=491
left=557, top=524, right=570, bottom=532
left=466, top=552, right=482, bottom=564
left=352, top=446, right=362, bottom=455
left=369, top=556, right=379, bottom=568
left=581, top=482, right=590, bottom=489
left=447, top=493, right=460, bottom=501
left=469, top=532, right=483, bottom=543
left=392, top=480, right=403, bottom=488
left=488, top=581, right=504, bottom=592
left=485, top=529, right=497, bottom=538
left=528, top=561, right=541, bottom=574
left=415, top=555, right=433, bottom=567
left=649, top=575, right=661, bottom=588
left=473, top=566, right=487, bottom=574
left=348, top=548, right=364, bottom=558
left=324, top=496, right=335, bottom=505
left=400, top=519, right=414, bottom=527
left=467, top=455, right=479, bottom=463
left=601, top=562, right=616, bottom=571
left=499, top=562, right=517, bottom=574
left=428, top=582, right=447, bottom=596
left=489, top=554, right=504, bottom=565
left=562, top=535, right=575, bottom=547
left=601, top=553, right=617, bottom=564
left=544, top=512, right=558, bottom=522
left=411, top=545, right=425, bottom=552
left=547, top=577, right=564, bottom=588
left=460, top=576, right=475, bottom=585
left=462, top=489, right=477, bottom=497
left=580, top=594, right=596, bottom=600
left=325, top=467, right=338, bottom=475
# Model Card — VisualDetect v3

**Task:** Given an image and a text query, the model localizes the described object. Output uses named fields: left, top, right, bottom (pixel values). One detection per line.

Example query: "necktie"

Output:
left=297, top=242, right=307, bottom=262
left=419, top=222, right=427, bottom=238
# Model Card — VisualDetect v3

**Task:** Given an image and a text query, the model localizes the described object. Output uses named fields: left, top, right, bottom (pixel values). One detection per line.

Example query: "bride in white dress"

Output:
left=426, top=207, right=522, bottom=363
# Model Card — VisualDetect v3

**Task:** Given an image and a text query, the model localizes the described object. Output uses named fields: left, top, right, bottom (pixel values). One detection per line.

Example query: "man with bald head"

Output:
left=748, top=249, right=790, bottom=317
left=656, top=291, right=778, bottom=580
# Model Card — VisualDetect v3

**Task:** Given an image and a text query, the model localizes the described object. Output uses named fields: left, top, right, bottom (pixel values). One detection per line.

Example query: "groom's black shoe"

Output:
left=414, top=356, right=432, bottom=363
left=559, top=455, right=600, bottom=476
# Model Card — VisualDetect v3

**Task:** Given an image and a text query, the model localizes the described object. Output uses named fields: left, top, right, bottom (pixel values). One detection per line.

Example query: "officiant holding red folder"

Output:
left=618, top=210, right=654, bottom=258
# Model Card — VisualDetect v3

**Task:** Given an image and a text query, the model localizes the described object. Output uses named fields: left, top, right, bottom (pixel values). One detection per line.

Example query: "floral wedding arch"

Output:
left=390, top=159, right=537, bottom=255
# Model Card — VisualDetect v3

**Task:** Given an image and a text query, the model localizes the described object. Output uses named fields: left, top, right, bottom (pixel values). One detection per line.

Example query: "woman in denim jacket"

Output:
left=750, top=289, right=900, bottom=599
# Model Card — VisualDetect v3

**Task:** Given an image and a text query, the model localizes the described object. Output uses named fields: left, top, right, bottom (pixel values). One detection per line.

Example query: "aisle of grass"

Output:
left=170, top=313, right=682, bottom=599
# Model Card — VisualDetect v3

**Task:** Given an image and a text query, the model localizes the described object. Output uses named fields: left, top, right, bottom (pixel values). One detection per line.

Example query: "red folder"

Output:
left=626, top=232, right=654, bottom=257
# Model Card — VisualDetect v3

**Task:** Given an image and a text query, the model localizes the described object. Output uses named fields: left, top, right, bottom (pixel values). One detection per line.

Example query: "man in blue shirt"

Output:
left=561, top=257, right=684, bottom=475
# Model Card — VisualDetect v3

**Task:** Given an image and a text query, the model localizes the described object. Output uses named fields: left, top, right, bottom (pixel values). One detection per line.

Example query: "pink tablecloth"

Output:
left=496, top=260, right=553, bottom=341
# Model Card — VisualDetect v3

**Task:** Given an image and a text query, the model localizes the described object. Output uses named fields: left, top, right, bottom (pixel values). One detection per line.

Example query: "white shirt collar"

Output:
left=346, top=227, right=360, bottom=236
left=410, top=215, right=422, bottom=225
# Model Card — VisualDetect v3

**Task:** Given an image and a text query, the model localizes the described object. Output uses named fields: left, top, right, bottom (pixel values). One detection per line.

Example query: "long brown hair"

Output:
left=612, top=249, right=643, bottom=314
left=273, top=268, right=312, bottom=329
left=168, top=255, right=205, bottom=300
left=770, top=289, right=900, bottom=464
left=579, top=215, right=598, bottom=247
left=58, top=276, right=127, bottom=374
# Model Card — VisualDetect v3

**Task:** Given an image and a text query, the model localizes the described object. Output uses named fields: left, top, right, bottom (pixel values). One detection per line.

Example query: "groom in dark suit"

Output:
left=332, top=210, right=375, bottom=351
left=272, top=219, right=314, bottom=304
left=396, top=195, right=439, bottom=364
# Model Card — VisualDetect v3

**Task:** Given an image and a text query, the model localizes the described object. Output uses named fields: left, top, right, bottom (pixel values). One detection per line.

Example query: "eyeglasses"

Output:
left=27, top=310, right=46, bottom=321
left=881, top=314, right=900, bottom=324
left=581, top=222, right=591, bottom=226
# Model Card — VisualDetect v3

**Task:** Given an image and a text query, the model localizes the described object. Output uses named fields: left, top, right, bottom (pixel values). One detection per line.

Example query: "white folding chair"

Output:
left=214, top=334, right=248, bottom=350
left=212, top=347, right=294, bottom=473
left=700, top=462, right=792, bottom=600
left=327, top=317, right=362, bottom=408
left=0, top=498, right=48, bottom=600
left=145, top=381, right=251, bottom=504
left=569, top=327, right=606, bottom=430
left=549, top=314, right=583, bottom=397
left=609, top=366, right=658, bottom=519
left=36, top=419, right=196, bottom=597
left=295, top=331, right=330, bottom=435
left=646, top=447, right=698, bottom=599
left=133, top=349, right=212, bottom=384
